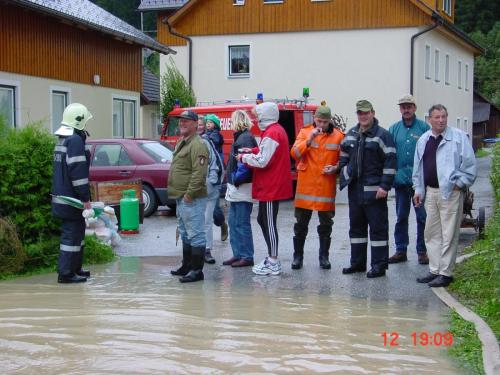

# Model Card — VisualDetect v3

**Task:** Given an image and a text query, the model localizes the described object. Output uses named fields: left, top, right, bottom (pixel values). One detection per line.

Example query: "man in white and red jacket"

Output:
left=238, top=102, right=293, bottom=276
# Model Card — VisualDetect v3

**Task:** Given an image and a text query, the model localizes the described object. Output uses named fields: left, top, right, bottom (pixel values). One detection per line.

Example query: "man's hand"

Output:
left=323, top=164, right=338, bottom=175
left=83, top=201, right=92, bottom=210
left=375, top=188, right=388, bottom=200
left=413, top=193, right=423, bottom=207
left=183, top=194, right=193, bottom=204
left=306, top=128, right=323, bottom=146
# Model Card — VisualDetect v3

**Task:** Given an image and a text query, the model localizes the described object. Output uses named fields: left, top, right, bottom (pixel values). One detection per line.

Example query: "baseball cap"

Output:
left=174, top=110, right=198, bottom=122
left=314, top=106, right=332, bottom=120
left=398, top=94, right=416, bottom=105
left=356, top=100, right=374, bottom=112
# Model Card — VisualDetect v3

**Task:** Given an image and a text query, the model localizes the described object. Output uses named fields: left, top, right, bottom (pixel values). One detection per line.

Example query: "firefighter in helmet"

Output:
left=51, top=103, right=93, bottom=283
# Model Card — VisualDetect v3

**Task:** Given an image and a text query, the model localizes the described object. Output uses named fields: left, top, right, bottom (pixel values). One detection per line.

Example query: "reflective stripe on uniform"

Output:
left=295, top=193, right=335, bottom=203
left=350, top=237, right=368, bottom=244
left=365, top=136, right=396, bottom=154
left=383, top=168, right=396, bottom=175
left=55, top=145, right=67, bottom=153
left=340, top=151, right=349, bottom=158
left=294, top=147, right=302, bottom=159
left=310, top=142, right=320, bottom=148
left=371, top=240, right=388, bottom=247
left=364, top=186, right=379, bottom=192
left=344, top=135, right=357, bottom=142
left=72, top=178, right=89, bottom=187
left=66, top=155, right=87, bottom=164
left=325, top=143, right=339, bottom=150
left=60, top=244, right=81, bottom=252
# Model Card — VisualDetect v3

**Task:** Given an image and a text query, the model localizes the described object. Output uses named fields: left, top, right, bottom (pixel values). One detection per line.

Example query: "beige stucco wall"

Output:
left=140, top=103, right=161, bottom=139
left=0, top=71, right=141, bottom=138
left=413, top=28, right=475, bottom=136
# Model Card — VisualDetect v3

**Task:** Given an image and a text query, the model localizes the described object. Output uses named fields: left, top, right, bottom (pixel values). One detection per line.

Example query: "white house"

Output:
left=153, top=0, right=482, bottom=135
left=0, top=0, right=173, bottom=138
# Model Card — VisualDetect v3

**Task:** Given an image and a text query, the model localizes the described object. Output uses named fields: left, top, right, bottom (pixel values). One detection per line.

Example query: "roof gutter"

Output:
left=162, top=17, right=192, bottom=86
left=410, top=12, right=440, bottom=95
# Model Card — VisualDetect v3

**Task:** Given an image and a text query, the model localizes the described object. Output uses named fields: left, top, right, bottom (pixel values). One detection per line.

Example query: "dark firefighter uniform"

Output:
left=51, top=104, right=92, bottom=283
left=339, top=118, right=396, bottom=274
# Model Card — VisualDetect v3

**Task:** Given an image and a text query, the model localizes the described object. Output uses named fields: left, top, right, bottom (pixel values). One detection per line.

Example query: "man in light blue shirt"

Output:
left=413, top=104, right=476, bottom=288
left=388, top=94, right=430, bottom=265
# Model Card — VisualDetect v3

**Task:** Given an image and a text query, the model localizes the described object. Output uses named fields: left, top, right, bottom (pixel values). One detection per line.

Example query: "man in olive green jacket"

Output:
left=168, top=110, right=209, bottom=283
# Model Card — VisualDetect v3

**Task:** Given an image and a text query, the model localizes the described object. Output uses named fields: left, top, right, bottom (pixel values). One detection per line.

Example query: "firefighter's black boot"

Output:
left=291, top=237, right=305, bottom=270
left=171, top=242, right=192, bottom=276
left=319, top=237, right=331, bottom=269
left=180, top=246, right=204, bottom=283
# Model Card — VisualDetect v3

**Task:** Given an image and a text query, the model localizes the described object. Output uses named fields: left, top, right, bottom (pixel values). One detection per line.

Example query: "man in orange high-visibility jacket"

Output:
left=290, top=105, right=345, bottom=270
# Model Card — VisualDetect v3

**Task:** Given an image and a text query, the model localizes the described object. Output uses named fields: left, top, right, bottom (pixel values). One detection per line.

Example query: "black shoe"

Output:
left=416, top=272, right=439, bottom=283
left=204, top=249, right=216, bottom=264
left=319, top=256, right=331, bottom=269
left=342, top=265, right=366, bottom=274
left=366, top=268, right=386, bottom=278
left=171, top=265, right=190, bottom=276
left=57, top=274, right=87, bottom=284
left=388, top=252, right=407, bottom=264
left=179, top=270, right=204, bottom=283
left=76, top=269, right=90, bottom=277
left=291, top=256, right=303, bottom=270
left=428, top=275, right=453, bottom=288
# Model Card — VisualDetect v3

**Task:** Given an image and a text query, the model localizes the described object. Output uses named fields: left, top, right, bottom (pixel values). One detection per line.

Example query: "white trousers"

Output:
left=424, top=187, right=463, bottom=277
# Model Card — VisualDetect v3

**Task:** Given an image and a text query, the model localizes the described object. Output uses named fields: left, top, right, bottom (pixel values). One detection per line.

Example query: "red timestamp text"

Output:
left=381, top=331, right=453, bottom=347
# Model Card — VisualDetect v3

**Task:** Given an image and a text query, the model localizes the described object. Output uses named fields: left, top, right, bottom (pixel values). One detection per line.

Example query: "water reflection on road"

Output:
left=0, top=258, right=460, bottom=374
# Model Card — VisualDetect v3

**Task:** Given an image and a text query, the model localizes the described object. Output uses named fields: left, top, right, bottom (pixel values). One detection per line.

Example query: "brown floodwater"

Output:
left=0, top=258, right=461, bottom=374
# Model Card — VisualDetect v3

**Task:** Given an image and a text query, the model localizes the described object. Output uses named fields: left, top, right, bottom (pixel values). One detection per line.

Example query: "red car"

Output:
left=87, top=139, right=175, bottom=217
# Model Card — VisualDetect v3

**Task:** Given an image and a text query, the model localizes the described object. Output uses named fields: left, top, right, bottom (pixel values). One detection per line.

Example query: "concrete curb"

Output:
left=431, top=252, right=500, bottom=375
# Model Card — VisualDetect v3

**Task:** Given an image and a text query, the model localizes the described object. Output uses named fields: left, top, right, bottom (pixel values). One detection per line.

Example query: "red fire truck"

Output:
left=160, top=99, right=319, bottom=169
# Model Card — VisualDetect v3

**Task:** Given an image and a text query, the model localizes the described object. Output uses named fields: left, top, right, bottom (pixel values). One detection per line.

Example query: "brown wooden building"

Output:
left=0, top=0, right=172, bottom=138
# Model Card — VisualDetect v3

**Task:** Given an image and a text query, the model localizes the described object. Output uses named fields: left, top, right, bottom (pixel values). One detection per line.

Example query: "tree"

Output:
left=455, top=0, right=500, bottom=34
left=160, top=58, right=196, bottom=120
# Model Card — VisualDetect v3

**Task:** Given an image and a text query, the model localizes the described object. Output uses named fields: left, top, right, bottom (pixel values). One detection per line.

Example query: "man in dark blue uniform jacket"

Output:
left=52, top=103, right=93, bottom=284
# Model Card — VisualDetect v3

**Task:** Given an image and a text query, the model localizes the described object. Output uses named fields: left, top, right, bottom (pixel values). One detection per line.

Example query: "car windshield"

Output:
left=140, top=142, right=173, bottom=163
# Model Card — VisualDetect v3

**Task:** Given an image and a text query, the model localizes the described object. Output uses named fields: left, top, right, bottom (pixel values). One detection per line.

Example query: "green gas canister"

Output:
left=120, top=189, right=139, bottom=234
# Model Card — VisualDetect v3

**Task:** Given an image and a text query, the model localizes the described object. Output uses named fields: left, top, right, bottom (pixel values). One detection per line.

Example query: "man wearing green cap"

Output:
left=290, top=105, right=345, bottom=270
left=338, top=100, right=397, bottom=278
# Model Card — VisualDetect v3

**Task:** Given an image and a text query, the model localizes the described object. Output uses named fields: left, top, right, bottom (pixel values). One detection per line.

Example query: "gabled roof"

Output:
left=9, top=0, right=174, bottom=54
left=142, top=67, right=160, bottom=104
left=138, top=0, right=188, bottom=12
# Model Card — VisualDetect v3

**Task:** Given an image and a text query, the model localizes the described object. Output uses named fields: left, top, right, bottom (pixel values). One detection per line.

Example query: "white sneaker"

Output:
left=252, top=257, right=281, bottom=276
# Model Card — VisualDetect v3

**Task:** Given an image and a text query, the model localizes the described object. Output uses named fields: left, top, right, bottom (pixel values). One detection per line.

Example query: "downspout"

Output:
left=410, top=12, right=441, bottom=94
left=162, top=17, right=193, bottom=87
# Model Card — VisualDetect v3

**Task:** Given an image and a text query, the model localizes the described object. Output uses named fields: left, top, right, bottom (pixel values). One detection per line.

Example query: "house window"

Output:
left=458, top=61, right=462, bottom=89
left=425, top=45, right=431, bottom=79
left=465, top=64, right=469, bottom=91
left=229, top=45, right=250, bottom=77
left=464, top=118, right=469, bottom=133
left=434, top=49, right=440, bottom=82
left=445, top=54, right=450, bottom=85
left=51, top=90, right=68, bottom=132
left=442, top=0, right=452, bottom=16
left=263, top=0, right=284, bottom=3
left=233, top=0, right=245, bottom=5
left=0, top=85, right=15, bottom=128
left=113, top=98, right=136, bottom=138
left=456, top=117, right=461, bottom=129
left=424, top=113, right=429, bottom=124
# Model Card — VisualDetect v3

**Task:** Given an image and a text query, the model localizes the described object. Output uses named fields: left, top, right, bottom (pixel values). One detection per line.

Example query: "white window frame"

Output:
left=445, top=54, right=450, bottom=85
left=458, top=60, right=462, bottom=89
left=233, top=0, right=245, bottom=5
left=456, top=117, right=461, bottom=129
left=464, top=118, right=469, bottom=134
left=442, top=0, right=452, bottom=16
left=50, top=85, right=71, bottom=133
left=263, top=0, right=284, bottom=3
left=434, top=49, right=440, bottom=82
left=112, top=94, right=139, bottom=138
left=425, top=44, right=431, bottom=80
left=465, top=63, right=469, bottom=91
left=227, top=43, right=251, bottom=79
left=0, top=78, right=21, bottom=128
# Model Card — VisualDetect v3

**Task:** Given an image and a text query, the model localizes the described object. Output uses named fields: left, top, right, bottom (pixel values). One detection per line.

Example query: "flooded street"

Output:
left=0, top=157, right=491, bottom=374
left=1, top=258, right=459, bottom=374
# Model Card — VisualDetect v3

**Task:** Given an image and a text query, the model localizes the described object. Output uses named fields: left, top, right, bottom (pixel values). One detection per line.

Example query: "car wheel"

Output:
left=142, top=184, right=158, bottom=217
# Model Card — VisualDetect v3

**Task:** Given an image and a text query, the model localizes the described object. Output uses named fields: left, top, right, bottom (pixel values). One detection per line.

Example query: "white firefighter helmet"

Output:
left=61, top=103, right=93, bottom=130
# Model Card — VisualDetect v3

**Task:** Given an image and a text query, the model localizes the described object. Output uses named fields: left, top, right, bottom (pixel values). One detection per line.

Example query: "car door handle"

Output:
left=119, top=171, right=132, bottom=176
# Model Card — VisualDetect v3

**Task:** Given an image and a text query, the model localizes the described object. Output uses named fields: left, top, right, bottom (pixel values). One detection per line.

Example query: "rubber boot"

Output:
left=291, top=237, right=305, bottom=270
left=180, top=246, right=204, bottom=283
left=319, top=237, right=331, bottom=269
left=204, top=248, right=216, bottom=264
left=171, top=242, right=192, bottom=276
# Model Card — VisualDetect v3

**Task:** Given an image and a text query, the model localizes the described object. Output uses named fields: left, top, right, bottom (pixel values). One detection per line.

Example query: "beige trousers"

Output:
left=424, top=187, right=463, bottom=277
